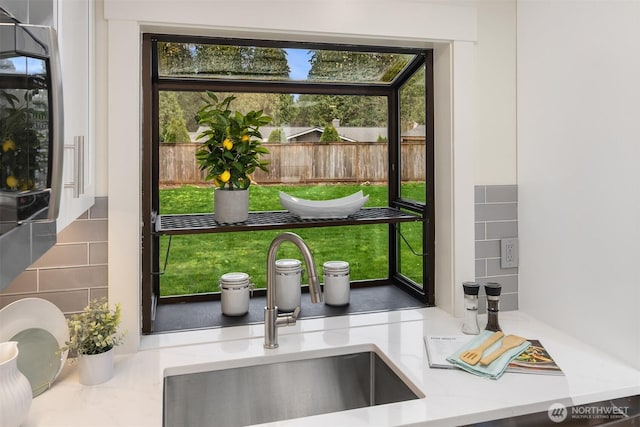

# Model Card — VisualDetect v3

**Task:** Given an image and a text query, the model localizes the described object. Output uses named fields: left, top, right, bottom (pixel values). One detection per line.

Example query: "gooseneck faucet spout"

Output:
left=264, top=232, right=322, bottom=349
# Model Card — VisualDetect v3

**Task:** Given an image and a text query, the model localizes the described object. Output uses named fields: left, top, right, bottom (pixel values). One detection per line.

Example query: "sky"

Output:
left=3, top=56, right=45, bottom=74
left=284, top=48, right=312, bottom=80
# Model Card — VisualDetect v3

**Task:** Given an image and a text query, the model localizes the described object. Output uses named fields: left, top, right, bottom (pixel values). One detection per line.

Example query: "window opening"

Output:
left=142, top=35, right=434, bottom=333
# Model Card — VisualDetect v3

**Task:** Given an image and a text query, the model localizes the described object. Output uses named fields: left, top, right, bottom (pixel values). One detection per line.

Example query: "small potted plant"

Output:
left=62, top=297, right=125, bottom=385
left=195, top=92, right=271, bottom=224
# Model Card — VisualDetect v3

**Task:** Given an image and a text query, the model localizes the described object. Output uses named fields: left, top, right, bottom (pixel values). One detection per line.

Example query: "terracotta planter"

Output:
left=214, top=188, right=249, bottom=224
left=78, top=348, right=114, bottom=385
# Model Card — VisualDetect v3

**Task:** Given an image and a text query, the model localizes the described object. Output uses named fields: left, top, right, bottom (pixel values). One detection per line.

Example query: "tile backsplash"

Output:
left=1, top=188, right=520, bottom=316
left=0, top=197, right=108, bottom=314
left=475, top=185, right=518, bottom=312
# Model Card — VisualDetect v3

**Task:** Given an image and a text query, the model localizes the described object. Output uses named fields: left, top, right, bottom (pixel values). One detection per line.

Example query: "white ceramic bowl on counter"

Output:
left=279, top=191, right=369, bottom=219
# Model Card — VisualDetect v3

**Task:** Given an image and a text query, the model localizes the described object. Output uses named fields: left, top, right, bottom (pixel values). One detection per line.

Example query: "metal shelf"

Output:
left=154, top=207, right=422, bottom=235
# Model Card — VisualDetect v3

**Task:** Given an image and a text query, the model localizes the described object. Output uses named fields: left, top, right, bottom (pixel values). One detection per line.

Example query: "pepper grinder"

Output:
left=484, top=282, right=502, bottom=332
left=461, top=282, right=480, bottom=334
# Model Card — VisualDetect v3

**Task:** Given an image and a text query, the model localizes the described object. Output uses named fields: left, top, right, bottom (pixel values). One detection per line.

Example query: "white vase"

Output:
left=214, top=188, right=249, bottom=224
left=77, top=348, right=114, bottom=385
left=0, top=341, right=32, bottom=427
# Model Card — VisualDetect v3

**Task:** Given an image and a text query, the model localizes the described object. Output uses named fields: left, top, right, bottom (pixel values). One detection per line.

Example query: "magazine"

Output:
left=424, top=335, right=564, bottom=375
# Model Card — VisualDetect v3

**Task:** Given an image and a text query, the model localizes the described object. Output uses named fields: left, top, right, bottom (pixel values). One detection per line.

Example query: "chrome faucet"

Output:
left=264, top=232, right=322, bottom=349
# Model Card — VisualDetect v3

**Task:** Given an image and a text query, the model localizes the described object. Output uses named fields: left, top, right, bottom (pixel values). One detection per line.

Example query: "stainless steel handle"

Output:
left=275, top=306, right=300, bottom=326
left=64, top=136, right=84, bottom=198
left=76, top=135, right=85, bottom=197
left=47, top=26, right=64, bottom=220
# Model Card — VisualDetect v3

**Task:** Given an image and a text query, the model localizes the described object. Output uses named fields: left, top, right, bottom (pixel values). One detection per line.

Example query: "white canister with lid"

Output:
left=220, top=272, right=251, bottom=316
left=323, top=261, right=350, bottom=306
left=275, top=259, right=302, bottom=312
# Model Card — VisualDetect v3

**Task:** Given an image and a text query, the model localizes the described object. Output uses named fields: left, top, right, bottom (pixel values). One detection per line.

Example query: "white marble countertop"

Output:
left=24, top=308, right=640, bottom=426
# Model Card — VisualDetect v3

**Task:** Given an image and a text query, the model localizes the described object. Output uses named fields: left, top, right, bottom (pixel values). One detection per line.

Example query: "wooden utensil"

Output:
left=459, top=331, right=504, bottom=365
left=479, top=334, right=527, bottom=366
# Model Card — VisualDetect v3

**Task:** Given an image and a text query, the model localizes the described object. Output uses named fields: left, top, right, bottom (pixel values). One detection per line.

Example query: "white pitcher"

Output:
left=0, top=341, right=32, bottom=427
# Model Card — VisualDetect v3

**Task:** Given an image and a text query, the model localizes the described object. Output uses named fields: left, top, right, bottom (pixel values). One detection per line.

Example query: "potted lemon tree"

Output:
left=195, top=92, right=271, bottom=224
left=62, top=298, right=125, bottom=385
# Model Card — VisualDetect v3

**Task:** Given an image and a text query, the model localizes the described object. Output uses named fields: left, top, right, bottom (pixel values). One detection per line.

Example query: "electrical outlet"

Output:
left=501, top=238, right=519, bottom=268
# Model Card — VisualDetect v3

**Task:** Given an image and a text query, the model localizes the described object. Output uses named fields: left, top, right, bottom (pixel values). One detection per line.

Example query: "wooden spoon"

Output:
left=479, top=334, right=527, bottom=366
left=459, top=331, right=504, bottom=365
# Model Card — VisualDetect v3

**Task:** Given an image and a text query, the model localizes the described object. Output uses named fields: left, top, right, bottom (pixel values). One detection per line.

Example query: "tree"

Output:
left=157, top=42, right=426, bottom=138
left=308, top=50, right=408, bottom=83
left=192, top=45, right=289, bottom=79
left=399, top=67, right=426, bottom=132
left=159, top=92, right=190, bottom=142
left=157, top=42, right=193, bottom=75
left=193, top=44, right=245, bottom=76
left=271, top=94, right=296, bottom=126
left=268, top=128, right=286, bottom=143
left=319, top=123, right=340, bottom=142
left=292, top=94, right=386, bottom=127
left=175, top=91, right=204, bottom=132
left=247, top=47, right=289, bottom=77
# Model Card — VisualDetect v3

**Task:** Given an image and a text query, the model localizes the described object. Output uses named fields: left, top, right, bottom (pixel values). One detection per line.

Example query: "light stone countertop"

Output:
left=23, top=308, right=640, bottom=427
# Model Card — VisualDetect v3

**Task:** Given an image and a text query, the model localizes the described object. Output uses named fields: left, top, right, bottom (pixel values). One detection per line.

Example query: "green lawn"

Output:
left=159, top=184, right=425, bottom=296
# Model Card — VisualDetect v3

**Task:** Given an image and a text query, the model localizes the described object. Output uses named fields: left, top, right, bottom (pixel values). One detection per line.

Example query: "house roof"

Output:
left=191, top=124, right=424, bottom=143
left=259, top=125, right=387, bottom=143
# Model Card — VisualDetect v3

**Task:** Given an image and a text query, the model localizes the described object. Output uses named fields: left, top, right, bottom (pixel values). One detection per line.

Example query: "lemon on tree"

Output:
left=218, top=170, right=231, bottom=183
left=195, top=92, right=271, bottom=190
left=6, top=175, right=18, bottom=189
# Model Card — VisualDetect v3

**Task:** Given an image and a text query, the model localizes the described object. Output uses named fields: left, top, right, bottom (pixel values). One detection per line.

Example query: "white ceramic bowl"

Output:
left=279, top=191, right=369, bottom=219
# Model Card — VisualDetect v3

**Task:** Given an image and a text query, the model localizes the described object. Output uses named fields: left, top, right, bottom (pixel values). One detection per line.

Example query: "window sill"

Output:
left=152, top=284, right=427, bottom=333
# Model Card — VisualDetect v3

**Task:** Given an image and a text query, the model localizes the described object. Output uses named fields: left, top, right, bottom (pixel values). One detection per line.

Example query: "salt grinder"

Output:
left=461, top=281, right=480, bottom=335
left=484, top=282, right=502, bottom=332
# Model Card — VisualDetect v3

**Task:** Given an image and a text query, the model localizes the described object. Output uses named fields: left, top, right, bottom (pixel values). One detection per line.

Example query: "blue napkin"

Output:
left=446, top=330, right=530, bottom=380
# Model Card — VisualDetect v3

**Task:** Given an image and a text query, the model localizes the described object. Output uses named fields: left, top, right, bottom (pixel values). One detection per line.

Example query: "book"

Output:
left=424, top=335, right=564, bottom=375
left=507, top=339, right=564, bottom=375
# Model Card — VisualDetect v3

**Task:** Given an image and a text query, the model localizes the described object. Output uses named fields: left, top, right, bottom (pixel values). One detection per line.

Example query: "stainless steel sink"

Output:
left=163, top=346, right=423, bottom=427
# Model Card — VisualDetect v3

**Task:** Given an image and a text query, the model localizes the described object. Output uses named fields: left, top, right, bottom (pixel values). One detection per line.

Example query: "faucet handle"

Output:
left=275, top=306, right=301, bottom=327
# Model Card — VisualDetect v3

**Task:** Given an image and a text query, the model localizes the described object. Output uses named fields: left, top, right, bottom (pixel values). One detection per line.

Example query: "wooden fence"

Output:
left=159, top=140, right=426, bottom=186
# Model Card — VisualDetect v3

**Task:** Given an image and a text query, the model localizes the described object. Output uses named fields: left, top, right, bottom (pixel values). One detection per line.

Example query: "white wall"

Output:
left=475, top=0, right=517, bottom=185
left=101, top=0, right=480, bottom=352
left=517, top=0, right=640, bottom=369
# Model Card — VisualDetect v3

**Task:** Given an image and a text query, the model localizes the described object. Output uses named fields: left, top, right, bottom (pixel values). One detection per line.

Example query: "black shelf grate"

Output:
left=155, top=207, right=422, bottom=235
